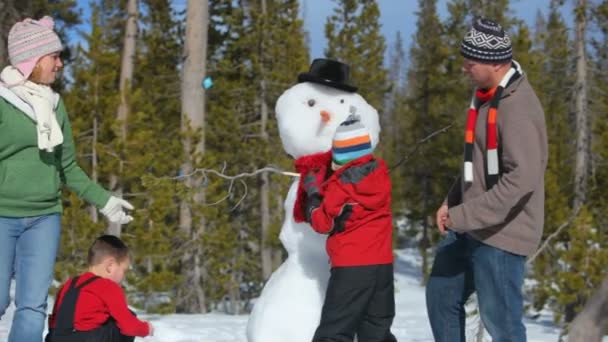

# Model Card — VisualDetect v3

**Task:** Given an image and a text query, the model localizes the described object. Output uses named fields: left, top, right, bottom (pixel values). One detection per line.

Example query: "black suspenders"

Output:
left=53, top=275, right=99, bottom=337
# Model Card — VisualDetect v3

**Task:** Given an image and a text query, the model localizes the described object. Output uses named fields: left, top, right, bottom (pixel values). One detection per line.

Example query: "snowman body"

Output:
left=246, top=82, right=380, bottom=342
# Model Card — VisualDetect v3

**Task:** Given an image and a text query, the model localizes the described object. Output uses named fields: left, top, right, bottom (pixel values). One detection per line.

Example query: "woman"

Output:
left=0, top=16, right=133, bottom=342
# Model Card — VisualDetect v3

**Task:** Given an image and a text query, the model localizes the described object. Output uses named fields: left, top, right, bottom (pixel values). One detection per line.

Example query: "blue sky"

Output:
left=75, top=0, right=575, bottom=61
left=301, top=0, right=575, bottom=60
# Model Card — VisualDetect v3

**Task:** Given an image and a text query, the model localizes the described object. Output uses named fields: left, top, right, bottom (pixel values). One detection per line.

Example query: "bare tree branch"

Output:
left=165, top=166, right=300, bottom=181
left=526, top=206, right=582, bottom=266
left=148, top=164, right=297, bottom=211
left=390, top=123, right=454, bottom=171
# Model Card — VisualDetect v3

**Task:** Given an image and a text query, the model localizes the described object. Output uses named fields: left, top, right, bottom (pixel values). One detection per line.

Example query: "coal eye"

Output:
left=340, top=99, right=345, bottom=104
left=308, top=99, right=316, bottom=107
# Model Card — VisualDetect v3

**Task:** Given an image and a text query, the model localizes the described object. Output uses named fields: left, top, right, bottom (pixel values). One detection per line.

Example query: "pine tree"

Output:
left=528, top=0, right=575, bottom=316
left=555, top=0, right=600, bottom=324
left=384, top=32, right=408, bottom=226
left=527, top=0, right=607, bottom=327
left=465, top=0, right=516, bottom=28
left=56, top=0, right=188, bottom=314
left=324, top=0, right=388, bottom=114
left=247, top=0, right=309, bottom=281
left=55, top=3, right=121, bottom=283
left=565, top=0, right=608, bottom=333
left=590, top=0, right=608, bottom=231
left=105, top=0, right=139, bottom=236
left=399, top=0, right=460, bottom=280
left=201, top=0, right=309, bottom=311
left=198, top=1, right=256, bottom=313
left=124, top=0, right=184, bottom=312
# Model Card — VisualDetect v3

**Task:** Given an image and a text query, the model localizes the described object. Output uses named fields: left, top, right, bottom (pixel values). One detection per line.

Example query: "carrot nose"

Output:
left=320, top=110, right=331, bottom=123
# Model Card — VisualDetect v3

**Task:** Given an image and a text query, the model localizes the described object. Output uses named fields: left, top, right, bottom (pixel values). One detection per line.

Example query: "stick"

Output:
left=390, top=123, right=454, bottom=171
left=526, top=206, right=581, bottom=265
left=159, top=166, right=300, bottom=182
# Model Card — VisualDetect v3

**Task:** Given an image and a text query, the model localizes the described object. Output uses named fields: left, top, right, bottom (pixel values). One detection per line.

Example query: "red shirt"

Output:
left=48, top=272, right=150, bottom=337
left=296, top=151, right=394, bottom=267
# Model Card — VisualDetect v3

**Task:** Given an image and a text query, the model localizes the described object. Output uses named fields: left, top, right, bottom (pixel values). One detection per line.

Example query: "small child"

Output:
left=300, top=115, right=397, bottom=342
left=46, top=235, right=153, bottom=342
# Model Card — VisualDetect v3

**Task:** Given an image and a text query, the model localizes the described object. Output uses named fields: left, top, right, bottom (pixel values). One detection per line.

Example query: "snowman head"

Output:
left=275, top=59, right=380, bottom=159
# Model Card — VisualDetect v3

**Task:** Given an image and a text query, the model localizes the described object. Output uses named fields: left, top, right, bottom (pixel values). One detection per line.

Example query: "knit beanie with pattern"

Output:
left=461, top=17, right=512, bottom=63
left=8, top=16, right=63, bottom=78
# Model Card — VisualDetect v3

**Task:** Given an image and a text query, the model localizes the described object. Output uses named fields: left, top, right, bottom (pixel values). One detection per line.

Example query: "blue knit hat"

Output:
left=332, top=115, right=373, bottom=166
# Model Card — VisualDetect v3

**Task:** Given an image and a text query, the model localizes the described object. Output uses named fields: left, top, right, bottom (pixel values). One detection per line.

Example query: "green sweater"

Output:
left=0, top=95, right=110, bottom=217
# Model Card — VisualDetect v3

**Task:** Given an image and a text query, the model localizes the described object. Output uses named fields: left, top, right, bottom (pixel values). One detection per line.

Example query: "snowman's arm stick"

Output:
left=147, top=165, right=299, bottom=211
left=169, top=166, right=300, bottom=181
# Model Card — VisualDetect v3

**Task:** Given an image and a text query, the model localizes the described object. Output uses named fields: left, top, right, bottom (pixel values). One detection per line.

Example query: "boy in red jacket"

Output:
left=298, top=115, right=397, bottom=342
left=46, top=235, right=153, bottom=342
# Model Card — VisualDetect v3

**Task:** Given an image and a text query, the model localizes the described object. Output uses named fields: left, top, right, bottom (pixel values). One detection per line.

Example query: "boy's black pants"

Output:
left=312, top=263, right=397, bottom=342
left=47, top=319, right=135, bottom=342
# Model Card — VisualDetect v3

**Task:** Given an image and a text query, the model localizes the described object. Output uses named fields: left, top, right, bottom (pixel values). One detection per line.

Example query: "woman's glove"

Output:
left=100, top=196, right=134, bottom=224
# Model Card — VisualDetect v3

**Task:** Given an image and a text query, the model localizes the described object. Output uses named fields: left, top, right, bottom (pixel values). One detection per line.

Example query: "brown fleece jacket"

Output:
left=446, top=74, right=548, bottom=256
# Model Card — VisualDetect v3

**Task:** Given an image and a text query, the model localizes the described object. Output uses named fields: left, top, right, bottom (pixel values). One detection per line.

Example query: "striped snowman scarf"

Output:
left=464, top=60, right=522, bottom=188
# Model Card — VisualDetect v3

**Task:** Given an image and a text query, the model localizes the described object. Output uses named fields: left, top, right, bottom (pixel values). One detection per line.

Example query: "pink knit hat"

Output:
left=8, top=16, right=63, bottom=79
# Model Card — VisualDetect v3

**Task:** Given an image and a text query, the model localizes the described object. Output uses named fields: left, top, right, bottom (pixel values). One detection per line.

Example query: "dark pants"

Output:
left=47, top=274, right=137, bottom=342
left=312, top=264, right=397, bottom=342
left=425, top=231, right=526, bottom=342
left=47, top=319, right=135, bottom=342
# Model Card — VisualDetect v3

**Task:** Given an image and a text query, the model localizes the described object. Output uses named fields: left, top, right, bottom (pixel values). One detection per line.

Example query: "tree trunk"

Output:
left=568, top=275, right=608, bottom=342
left=260, top=138, right=272, bottom=279
left=573, top=0, right=589, bottom=211
left=177, top=0, right=209, bottom=314
left=420, top=75, right=431, bottom=284
left=88, top=74, right=100, bottom=222
left=0, top=0, right=18, bottom=68
left=229, top=253, right=243, bottom=315
left=88, top=115, right=100, bottom=222
left=272, top=192, right=284, bottom=269
left=0, top=1, right=8, bottom=68
left=258, top=0, right=273, bottom=281
left=108, top=0, right=138, bottom=236
left=420, top=175, right=431, bottom=284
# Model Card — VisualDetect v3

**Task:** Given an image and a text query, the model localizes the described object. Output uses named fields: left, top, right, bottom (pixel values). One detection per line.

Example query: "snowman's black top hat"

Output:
left=298, top=58, right=358, bottom=93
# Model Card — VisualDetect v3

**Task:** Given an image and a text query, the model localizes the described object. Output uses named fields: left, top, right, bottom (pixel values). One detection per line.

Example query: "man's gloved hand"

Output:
left=302, top=166, right=328, bottom=196
left=100, top=196, right=134, bottom=224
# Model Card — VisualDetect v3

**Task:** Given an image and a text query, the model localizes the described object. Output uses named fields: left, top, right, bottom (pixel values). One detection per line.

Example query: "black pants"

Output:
left=47, top=319, right=135, bottom=342
left=312, top=263, right=397, bottom=342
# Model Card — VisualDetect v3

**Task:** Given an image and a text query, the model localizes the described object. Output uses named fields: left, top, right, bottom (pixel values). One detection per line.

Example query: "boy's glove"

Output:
left=293, top=151, right=333, bottom=223
left=302, top=166, right=328, bottom=196
left=100, top=196, right=134, bottom=224
left=330, top=204, right=353, bottom=235
left=304, top=193, right=322, bottom=223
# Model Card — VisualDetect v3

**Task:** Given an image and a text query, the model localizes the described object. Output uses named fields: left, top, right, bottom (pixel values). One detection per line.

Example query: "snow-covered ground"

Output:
left=0, top=249, right=564, bottom=341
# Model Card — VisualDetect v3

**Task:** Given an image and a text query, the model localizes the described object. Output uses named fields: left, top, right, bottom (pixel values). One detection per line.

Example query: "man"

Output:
left=425, top=17, right=548, bottom=342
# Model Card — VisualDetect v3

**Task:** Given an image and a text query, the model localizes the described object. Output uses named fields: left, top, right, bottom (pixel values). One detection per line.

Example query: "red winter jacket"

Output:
left=294, top=151, right=394, bottom=267
left=48, top=272, right=150, bottom=337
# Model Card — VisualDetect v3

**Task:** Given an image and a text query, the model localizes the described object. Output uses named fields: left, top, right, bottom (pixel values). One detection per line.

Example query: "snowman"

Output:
left=246, top=59, right=381, bottom=342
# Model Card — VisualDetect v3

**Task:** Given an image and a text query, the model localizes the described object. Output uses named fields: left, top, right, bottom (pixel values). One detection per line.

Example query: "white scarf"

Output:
left=0, top=66, right=63, bottom=152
